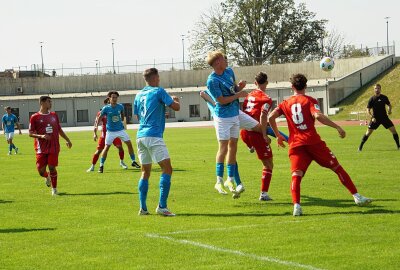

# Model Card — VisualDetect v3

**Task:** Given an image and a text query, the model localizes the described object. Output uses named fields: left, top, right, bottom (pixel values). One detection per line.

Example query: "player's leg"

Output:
left=5, top=133, right=12, bottom=155
left=260, top=158, right=273, bottom=201
left=48, top=154, right=59, bottom=196
left=358, top=121, right=378, bottom=151
left=9, top=136, right=18, bottom=154
left=98, top=144, right=111, bottom=173
left=384, top=119, right=400, bottom=149
left=87, top=149, right=102, bottom=172
left=215, top=140, right=228, bottom=194
left=36, top=154, right=51, bottom=187
left=136, top=138, right=152, bottom=215
left=226, top=118, right=242, bottom=196
left=117, top=130, right=140, bottom=168
left=113, top=138, right=127, bottom=169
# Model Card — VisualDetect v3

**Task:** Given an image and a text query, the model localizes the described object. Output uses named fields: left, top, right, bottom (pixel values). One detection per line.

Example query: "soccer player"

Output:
left=241, top=72, right=275, bottom=201
left=98, top=91, right=140, bottom=173
left=268, top=74, right=372, bottom=216
left=134, top=68, right=180, bottom=216
left=358, top=84, right=399, bottom=151
left=87, top=98, right=128, bottom=172
left=29, top=96, right=72, bottom=196
left=206, top=51, right=248, bottom=198
left=2, top=106, right=22, bottom=155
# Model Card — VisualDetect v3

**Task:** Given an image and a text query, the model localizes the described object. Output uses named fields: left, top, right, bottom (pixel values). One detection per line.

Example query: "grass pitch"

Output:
left=1, top=125, right=399, bottom=269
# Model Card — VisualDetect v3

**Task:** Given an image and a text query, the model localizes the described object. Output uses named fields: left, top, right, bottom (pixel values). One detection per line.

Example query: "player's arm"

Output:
left=314, top=112, right=345, bottom=138
left=170, top=96, right=180, bottom=111
left=387, top=104, right=392, bottom=115
left=93, top=114, right=100, bottom=141
left=236, top=80, right=247, bottom=91
left=1, top=121, right=4, bottom=134
left=260, top=110, right=270, bottom=145
left=16, top=121, right=22, bottom=135
left=268, top=108, right=286, bottom=148
left=216, top=91, right=248, bottom=105
left=120, top=111, right=127, bottom=129
left=59, top=128, right=72, bottom=148
left=200, top=91, right=216, bottom=106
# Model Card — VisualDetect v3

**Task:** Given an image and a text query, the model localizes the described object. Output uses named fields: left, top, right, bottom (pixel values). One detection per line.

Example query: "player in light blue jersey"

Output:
left=98, top=91, right=140, bottom=173
left=2, top=106, right=22, bottom=155
left=206, top=50, right=248, bottom=198
left=134, top=68, right=180, bottom=216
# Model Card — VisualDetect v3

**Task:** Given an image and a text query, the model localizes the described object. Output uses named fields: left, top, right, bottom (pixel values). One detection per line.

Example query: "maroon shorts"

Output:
left=288, top=141, right=339, bottom=173
left=36, top=153, right=59, bottom=169
left=97, top=136, right=122, bottom=150
left=240, top=130, right=273, bottom=160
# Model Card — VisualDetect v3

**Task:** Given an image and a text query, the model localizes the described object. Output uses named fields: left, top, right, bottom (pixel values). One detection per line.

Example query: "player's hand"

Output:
left=42, top=134, right=51, bottom=140
left=171, top=95, right=180, bottom=102
left=19, top=130, right=22, bottom=135
left=277, top=135, right=286, bottom=148
left=93, top=134, right=98, bottom=141
left=66, top=141, right=72, bottom=148
left=238, top=80, right=247, bottom=90
left=337, top=127, right=346, bottom=138
left=388, top=110, right=392, bottom=115
left=371, top=117, right=376, bottom=123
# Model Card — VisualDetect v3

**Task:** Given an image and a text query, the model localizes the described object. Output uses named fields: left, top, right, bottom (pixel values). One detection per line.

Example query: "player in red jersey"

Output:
left=86, top=98, right=128, bottom=172
left=240, top=72, right=274, bottom=201
left=29, top=96, right=72, bottom=196
left=268, top=74, right=372, bottom=216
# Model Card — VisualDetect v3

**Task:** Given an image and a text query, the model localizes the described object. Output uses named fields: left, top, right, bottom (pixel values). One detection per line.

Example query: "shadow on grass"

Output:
left=0, top=200, right=13, bottom=204
left=59, top=191, right=136, bottom=196
left=0, top=228, right=56, bottom=234
left=304, top=208, right=400, bottom=216
left=177, top=212, right=291, bottom=217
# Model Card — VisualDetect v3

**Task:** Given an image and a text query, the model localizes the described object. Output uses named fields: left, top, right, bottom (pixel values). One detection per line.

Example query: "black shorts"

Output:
left=368, top=117, right=394, bottom=130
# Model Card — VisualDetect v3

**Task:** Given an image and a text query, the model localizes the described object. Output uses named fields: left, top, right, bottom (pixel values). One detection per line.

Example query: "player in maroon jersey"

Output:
left=29, top=96, right=72, bottom=196
left=240, top=72, right=274, bottom=201
left=268, top=74, right=372, bottom=216
left=86, top=98, right=127, bottom=172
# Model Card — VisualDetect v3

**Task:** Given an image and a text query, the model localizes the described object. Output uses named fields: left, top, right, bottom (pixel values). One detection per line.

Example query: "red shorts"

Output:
left=97, top=136, right=122, bottom=150
left=36, top=153, right=59, bottom=169
left=240, top=130, right=273, bottom=160
left=288, top=141, right=339, bottom=173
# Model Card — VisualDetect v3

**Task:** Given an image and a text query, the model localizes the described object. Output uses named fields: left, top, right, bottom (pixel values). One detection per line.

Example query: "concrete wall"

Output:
left=0, top=56, right=385, bottom=96
left=328, top=55, right=395, bottom=106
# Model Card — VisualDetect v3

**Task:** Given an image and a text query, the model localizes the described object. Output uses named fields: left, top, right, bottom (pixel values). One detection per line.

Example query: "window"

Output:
left=189, top=104, right=200, bottom=117
left=55, top=111, right=67, bottom=123
left=10, top=108, right=20, bottom=121
left=77, top=110, right=89, bottom=122
left=122, top=103, right=133, bottom=124
left=165, top=106, right=175, bottom=119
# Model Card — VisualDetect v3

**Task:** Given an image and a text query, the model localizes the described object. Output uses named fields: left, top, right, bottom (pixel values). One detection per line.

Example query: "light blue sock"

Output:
left=100, top=157, right=106, bottom=166
left=234, top=162, right=242, bottom=185
left=216, top=163, right=224, bottom=177
left=138, top=179, right=149, bottom=211
left=159, top=174, right=171, bottom=208
left=227, top=164, right=235, bottom=178
left=130, top=153, right=136, bottom=161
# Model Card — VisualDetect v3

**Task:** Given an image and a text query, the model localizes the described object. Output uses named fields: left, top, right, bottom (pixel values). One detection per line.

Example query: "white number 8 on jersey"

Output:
left=291, top=103, right=304, bottom=124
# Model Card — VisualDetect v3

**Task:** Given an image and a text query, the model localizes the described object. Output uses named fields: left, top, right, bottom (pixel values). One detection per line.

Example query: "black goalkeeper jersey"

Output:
left=367, top=94, right=390, bottom=119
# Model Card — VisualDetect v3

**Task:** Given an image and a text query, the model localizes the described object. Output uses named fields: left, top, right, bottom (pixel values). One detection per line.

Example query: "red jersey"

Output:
left=242, top=89, right=273, bottom=121
left=277, top=94, right=322, bottom=148
left=96, top=111, right=107, bottom=138
left=29, top=112, right=61, bottom=154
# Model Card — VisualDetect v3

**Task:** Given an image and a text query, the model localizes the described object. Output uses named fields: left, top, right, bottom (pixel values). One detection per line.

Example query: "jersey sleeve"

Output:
left=207, top=78, right=222, bottom=99
left=367, top=97, right=373, bottom=109
left=158, top=88, right=173, bottom=106
left=100, top=106, right=107, bottom=116
left=385, top=96, right=391, bottom=105
left=262, top=98, right=273, bottom=114
left=133, top=96, right=139, bottom=116
left=309, top=98, right=321, bottom=114
left=29, top=115, right=36, bottom=133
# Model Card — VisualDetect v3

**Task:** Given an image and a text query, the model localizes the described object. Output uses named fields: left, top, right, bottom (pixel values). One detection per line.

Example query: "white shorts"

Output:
left=136, top=137, right=170, bottom=165
left=239, top=110, right=259, bottom=130
left=5, top=132, right=14, bottom=140
left=105, top=130, right=130, bottom=145
left=213, top=115, right=240, bottom=141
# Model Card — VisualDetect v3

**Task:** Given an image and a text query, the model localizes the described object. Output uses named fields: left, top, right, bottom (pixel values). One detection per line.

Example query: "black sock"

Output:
left=393, top=134, right=400, bottom=148
left=359, top=135, right=369, bottom=150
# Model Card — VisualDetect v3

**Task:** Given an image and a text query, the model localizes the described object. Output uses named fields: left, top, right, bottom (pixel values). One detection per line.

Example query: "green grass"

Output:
left=1, top=126, right=399, bottom=270
left=331, top=62, right=400, bottom=120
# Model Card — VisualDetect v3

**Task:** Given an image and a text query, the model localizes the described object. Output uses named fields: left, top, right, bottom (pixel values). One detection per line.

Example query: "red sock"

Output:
left=50, top=170, right=58, bottom=188
left=334, top=166, right=357, bottom=194
left=41, top=171, right=49, bottom=178
left=291, top=175, right=302, bottom=204
left=119, top=150, right=124, bottom=160
left=261, top=169, right=272, bottom=192
left=92, top=154, right=99, bottom=165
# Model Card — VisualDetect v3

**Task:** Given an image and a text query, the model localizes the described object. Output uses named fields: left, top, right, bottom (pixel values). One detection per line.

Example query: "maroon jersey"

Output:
left=243, top=89, right=273, bottom=121
left=29, top=112, right=61, bottom=154
left=96, top=111, right=107, bottom=138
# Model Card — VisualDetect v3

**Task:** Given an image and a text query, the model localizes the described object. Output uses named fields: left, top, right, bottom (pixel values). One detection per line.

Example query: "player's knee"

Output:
left=48, top=166, right=57, bottom=173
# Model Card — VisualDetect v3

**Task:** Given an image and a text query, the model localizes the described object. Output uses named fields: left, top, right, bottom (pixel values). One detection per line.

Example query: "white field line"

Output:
left=146, top=233, right=325, bottom=270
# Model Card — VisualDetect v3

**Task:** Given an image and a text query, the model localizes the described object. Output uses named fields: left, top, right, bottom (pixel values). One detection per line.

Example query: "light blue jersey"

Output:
left=204, top=89, right=216, bottom=116
left=206, top=67, right=239, bottom=118
left=134, top=86, right=173, bottom=139
left=100, top=104, right=125, bottom=132
left=2, top=114, right=18, bottom=133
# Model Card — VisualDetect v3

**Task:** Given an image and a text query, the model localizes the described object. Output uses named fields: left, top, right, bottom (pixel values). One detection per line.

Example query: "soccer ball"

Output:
left=320, top=57, right=335, bottom=72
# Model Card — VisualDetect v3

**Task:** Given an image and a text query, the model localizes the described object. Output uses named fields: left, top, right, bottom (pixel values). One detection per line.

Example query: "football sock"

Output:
left=100, top=157, right=106, bottom=167
left=138, top=179, right=149, bottom=211
left=334, top=166, right=358, bottom=194
left=11, top=144, right=16, bottom=149
left=159, top=174, right=171, bottom=208
left=92, top=154, right=99, bottom=165
left=216, top=163, right=224, bottom=182
left=227, top=164, right=235, bottom=178
left=359, top=134, right=369, bottom=150
left=50, top=170, right=58, bottom=188
left=119, top=150, right=124, bottom=160
left=261, top=168, right=272, bottom=192
left=234, top=162, right=242, bottom=185
left=130, top=153, right=136, bottom=161
left=9, top=144, right=12, bottom=152
left=41, top=171, right=49, bottom=178
left=291, top=175, right=302, bottom=204
left=393, top=134, right=400, bottom=148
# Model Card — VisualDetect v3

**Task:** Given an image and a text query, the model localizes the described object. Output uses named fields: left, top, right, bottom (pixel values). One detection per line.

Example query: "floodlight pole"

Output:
left=111, top=38, right=116, bottom=74
left=384, top=17, right=390, bottom=54
left=40, top=41, right=44, bottom=73
left=181, top=34, right=185, bottom=70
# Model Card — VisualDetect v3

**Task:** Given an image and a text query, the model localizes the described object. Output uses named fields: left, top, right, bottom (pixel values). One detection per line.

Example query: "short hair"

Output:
left=255, top=72, right=268, bottom=85
left=374, top=83, right=381, bottom=88
left=206, top=50, right=225, bottom=66
left=5, top=106, right=11, bottom=110
left=107, top=91, right=119, bottom=97
left=39, top=96, right=51, bottom=104
left=143, top=68, right=159, bottom=82
left=103, top=98, right=109, bottom=105
left=290, top=74, right=308, bottom=91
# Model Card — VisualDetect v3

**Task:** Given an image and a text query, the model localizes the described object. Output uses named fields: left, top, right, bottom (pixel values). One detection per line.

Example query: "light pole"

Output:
left=40, top=41, right=44, bottom=73
left=384, top=17, right=390, bottom=54
left=94, top=60, right=99, bottom=75
left=111, top=38, right=116, bottom=74
left=181, top=34, right=185, bottom=70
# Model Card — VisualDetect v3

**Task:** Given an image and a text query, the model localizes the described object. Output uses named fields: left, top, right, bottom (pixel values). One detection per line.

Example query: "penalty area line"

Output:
left=146, top=233, right=325, bottom=270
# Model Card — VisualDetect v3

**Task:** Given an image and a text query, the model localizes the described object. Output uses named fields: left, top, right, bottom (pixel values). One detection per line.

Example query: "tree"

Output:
left=189, top=0, right=326, bottom=67
left=323, top=29, right=345, bottom=58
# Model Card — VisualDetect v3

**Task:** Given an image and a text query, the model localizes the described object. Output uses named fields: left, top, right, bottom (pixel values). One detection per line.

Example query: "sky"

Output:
left=0, top=0, right=398, bottom=71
